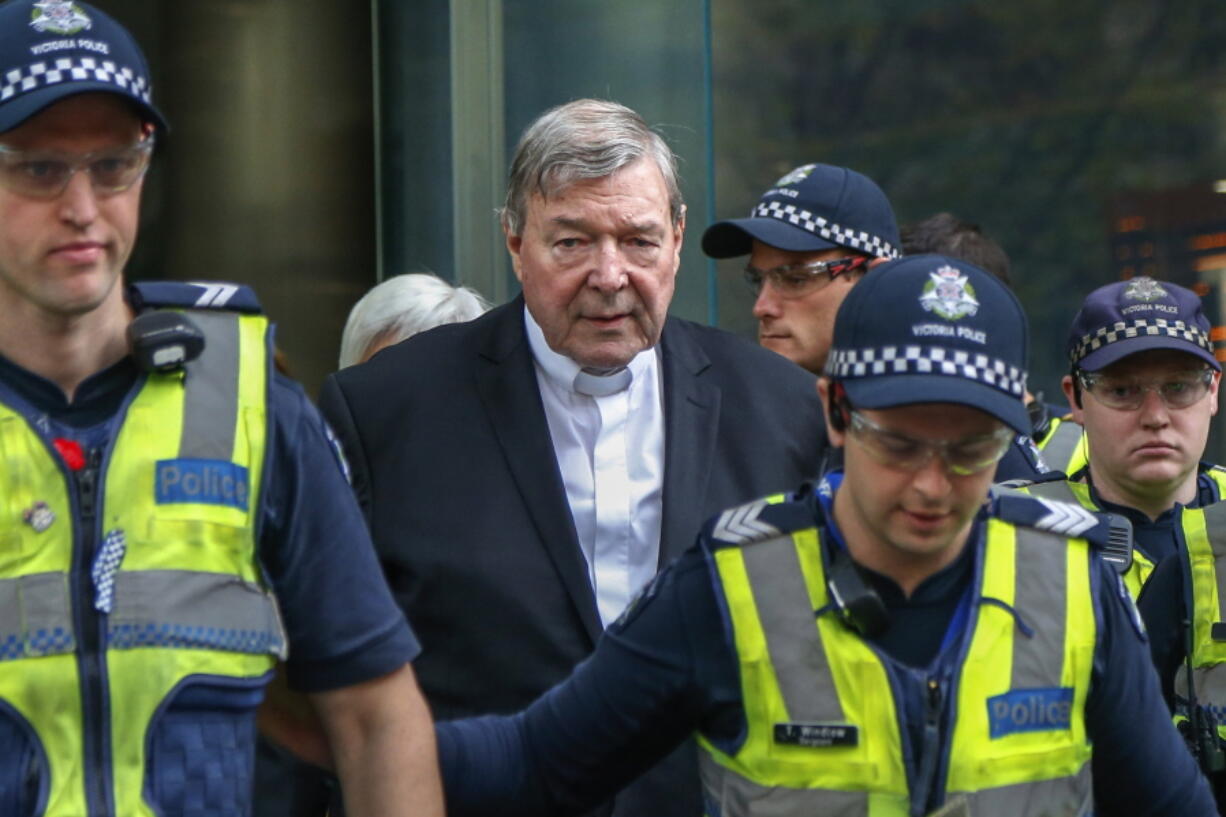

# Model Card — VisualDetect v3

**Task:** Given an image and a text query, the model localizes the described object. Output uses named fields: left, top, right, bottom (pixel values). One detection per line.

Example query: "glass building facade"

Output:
left=112, top=0, right=1226, bottom=460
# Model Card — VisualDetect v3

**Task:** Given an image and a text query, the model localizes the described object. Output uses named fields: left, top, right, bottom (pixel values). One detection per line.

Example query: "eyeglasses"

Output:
left=743, top=256, right=869, bottom=299
left=1077, top=368, right=1216, bottom=411
left=0, top=136, right=154, bottom=199
left=847, top=409, right=1014, bottom=476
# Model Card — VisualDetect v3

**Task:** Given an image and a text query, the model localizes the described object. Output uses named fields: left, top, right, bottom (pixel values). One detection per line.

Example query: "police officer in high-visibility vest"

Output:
left=1002, top=278, right=1226, bottom=602
left=0, top=2, right=442, bottom=815
left=435, top=255, right=1216, bottom=816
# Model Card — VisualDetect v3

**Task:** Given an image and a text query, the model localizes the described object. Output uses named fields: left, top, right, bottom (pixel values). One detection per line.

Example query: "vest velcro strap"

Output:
left=108, top=570, right=286, bottom=658
left=0, top=573, right=76, bottom=660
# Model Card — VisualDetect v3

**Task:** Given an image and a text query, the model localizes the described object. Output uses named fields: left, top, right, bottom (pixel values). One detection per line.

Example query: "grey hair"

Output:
left=339, top=273, right=492, bottom=369
left=500, top=98, right=684, bottom=236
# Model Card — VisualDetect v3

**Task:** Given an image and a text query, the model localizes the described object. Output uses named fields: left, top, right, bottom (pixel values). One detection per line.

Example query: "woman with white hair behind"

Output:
left=339, top=273, right=492, bottom=368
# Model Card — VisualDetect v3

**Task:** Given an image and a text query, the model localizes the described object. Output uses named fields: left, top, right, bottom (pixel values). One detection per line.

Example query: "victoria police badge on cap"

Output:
left=29, top=0, right=92, bottom=35
left=1123, top=277, right=1167, bottom=302
left=773, top=163, right=816, bottom=188
left=920, top=265, right=979, bottom=321
left=774, top=722, right=859, bottom=748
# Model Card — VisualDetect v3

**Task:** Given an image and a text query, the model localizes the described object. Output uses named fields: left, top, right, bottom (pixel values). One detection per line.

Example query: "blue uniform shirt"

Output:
left=0, top=349, right=418, bottom=692
left=438, top=483, right=1215, bottom=817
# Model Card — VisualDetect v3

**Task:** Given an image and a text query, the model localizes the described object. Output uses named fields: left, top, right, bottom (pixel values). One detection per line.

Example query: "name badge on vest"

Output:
left=987, top=687, right=1073, bottom=738
left=156, top=459, right=249, bottom=510
left=774, top=722, right=859, bottom=748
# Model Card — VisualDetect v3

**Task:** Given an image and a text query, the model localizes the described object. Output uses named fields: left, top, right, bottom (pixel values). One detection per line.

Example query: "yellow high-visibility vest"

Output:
left=1037, top=416, right=1088, bottom=476
left=700, top=500, right=1095, bottom=816
left=0, top=308, right=284, bottom=816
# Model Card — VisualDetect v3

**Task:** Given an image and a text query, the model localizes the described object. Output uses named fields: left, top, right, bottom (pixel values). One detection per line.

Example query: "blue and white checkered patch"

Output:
left=0, top=627, right=75, bottom=661
left=751, top=200, right=900, bottom=259
left=91, top=528, right=126, bottom=614
left=825, top=345, right=1026, bottom=396
left=108, top=622, right=284, bottom=655
left=0, top=56, right=151, bottom=105
left=1070, top=318, right=1212, bottom=365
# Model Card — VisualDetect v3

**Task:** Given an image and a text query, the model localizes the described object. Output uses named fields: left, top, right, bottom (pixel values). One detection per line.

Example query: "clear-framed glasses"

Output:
left=0, top=136, right=155, bottom=199
left=847, top=409, right=1014, bottom=476
left=743, top=255, right=869, bottom=299
left=1077, top=368, right=1216, bottom=411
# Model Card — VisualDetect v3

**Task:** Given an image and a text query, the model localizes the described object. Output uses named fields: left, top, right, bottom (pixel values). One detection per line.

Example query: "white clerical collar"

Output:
left=523, top=305, right=656, bottom=395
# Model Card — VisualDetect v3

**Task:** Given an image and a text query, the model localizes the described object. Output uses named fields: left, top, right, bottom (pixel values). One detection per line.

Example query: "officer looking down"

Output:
left=437, top=255, right=1216, bottom=816
left=900, top=211, right=1087, bottom=481
left=0, top=1, right=441, bottom=814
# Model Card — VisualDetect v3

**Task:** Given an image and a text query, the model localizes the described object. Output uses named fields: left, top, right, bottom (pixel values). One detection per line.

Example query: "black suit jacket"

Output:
left=317, top=296, right=827, bottom=815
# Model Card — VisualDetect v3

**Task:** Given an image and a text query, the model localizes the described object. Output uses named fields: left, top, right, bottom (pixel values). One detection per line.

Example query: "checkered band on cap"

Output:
left=0, top=56, right=151, bottom=105
left=1069, top=318, right=1213, bottom=365
left=752, top=200, right=900, bottom=259
left=824, top=345, right=1026, bottom=397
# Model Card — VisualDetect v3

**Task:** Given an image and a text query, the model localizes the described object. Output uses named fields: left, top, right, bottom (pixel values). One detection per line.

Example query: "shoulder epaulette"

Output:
left=993, top=479, right=1037, bottom=493
left=990, top=493, right=1132, bottom=573
left=1013, top=433, right=1054, bottom=476
left=130, top=281, right=263, bottom=314
left=703, top=486, right=819, bottom=549
left=992, top=469, right=1068, bottom=494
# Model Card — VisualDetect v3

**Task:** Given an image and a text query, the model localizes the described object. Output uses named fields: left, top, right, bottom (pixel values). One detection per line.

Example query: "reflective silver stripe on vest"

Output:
left=741, top=535, right=843, bottom=722
left=0, top=572, right=76, bottom=661
left=1038, top=421, right=1083, bottom=472
left=180, top=311, right=241, bottom=461
left=1011, top=528, right=1067, bottom=689
left=962, top=764, right=1092, bottom=817
left=698, top=754, right=867, bottom=817
left=1180, top=501, right=1226, bottom=710
left=1202, top=501, right=1226, bottom=626
left=107, top=570, right=286, bottom=659
left=700, top=761, right=1093, bottom=817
